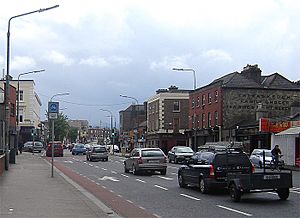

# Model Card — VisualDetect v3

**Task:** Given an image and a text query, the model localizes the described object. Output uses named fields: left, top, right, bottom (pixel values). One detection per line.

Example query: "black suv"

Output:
left=178, top=148, right=253, bottom=193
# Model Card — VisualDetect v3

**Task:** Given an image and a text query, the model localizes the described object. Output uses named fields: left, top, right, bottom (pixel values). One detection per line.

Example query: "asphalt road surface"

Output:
left=49, top=152, right=300, bottom=218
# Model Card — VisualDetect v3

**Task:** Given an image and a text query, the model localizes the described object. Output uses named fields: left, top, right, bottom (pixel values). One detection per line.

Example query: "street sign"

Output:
left=48, top=113, right=58, bottom=119
left=48, top=102, right=59, bottom=113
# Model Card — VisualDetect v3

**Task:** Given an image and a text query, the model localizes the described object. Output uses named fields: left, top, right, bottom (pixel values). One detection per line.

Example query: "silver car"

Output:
left=249, top=149, right=273, bottom=168
left=86, top=145, right=108, bottom=161
left=168, top=146, right=194, bottom=163
left=124, top=148, right=167, bottom=175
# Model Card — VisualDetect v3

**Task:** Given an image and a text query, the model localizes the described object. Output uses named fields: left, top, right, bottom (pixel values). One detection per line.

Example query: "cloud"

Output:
left=11, top=56, right=37, bottom=71
left=79, top=56, right=131, bottom=68
left=0, top=55, right=4, bottom=68
left=44, top=50, right=74, bottom=66
left=201, top=49, right=233, bottom=62
left=150, top=55, right=190, bottom=71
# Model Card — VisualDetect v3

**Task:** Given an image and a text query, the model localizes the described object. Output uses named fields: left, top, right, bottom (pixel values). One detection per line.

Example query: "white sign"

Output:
left=49, top=113, right=58, bottom=119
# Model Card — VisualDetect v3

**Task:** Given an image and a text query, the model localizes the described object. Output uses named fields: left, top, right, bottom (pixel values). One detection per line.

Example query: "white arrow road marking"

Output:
left=217, top=205, right=252, bottom=217
left=180, top=194, right=200, bottom=201
left=157, top=176, right=173, bottom=181
left=136, top=179, right=146, bottom=183
left=98, top=176, right=119, bottom=182
left=64, top=161, right=73, bottom=163
left=154, top=185, right=168, bottom=191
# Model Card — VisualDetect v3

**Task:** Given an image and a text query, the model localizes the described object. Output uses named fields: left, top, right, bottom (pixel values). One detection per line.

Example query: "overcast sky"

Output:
left=0, top=0, right=299, bottom=127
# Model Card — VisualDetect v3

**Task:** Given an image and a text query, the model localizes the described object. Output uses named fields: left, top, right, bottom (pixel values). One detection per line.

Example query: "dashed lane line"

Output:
left=157, top=176, right=173, bottom=181
left=111, top=171, right=117, bottom=174
left=154, top=185, right=168, bottom=191
left=121, top=174, right=129, bottom=178
left=217, top=205, right=252, bottom=217
left=136, top=179, right=146, bottom=183
left=180, top=194, right=200, bottom=201
left=101, top=168, right=107, bottom=171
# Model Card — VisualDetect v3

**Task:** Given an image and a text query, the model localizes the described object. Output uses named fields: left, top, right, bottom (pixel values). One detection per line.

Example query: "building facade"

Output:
left=146, top=85, right=190, bottom=154
left=188, top=65, right=300, bottom=153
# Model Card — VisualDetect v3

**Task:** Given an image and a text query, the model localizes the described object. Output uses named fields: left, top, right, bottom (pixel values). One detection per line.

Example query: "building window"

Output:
left=202, top=95, right=205, bottom=106
left=215, top=111, right=218, bottom=125
left=10, top=103, right=15, bottom=117
left=18, top=90, right=24, bottom=101
left=173, top=101, right=180, bottom=112
left=215, top=90, right=218, bottom=102
left=197, top=96, right=200, bottom=107
left=19, top=114, right=23, bottom=123
left=202, top=113, right=205, bottom=128
left=208, top=112, right=211, bottom=127
left=208, top=93, right=212, bottom=104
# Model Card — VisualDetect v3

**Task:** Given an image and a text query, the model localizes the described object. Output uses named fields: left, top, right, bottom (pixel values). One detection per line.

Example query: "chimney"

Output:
left=241, top=64, right=262, bottom=84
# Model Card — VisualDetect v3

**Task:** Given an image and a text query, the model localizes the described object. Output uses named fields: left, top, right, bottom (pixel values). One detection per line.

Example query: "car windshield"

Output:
left=176, top=147, right=193, bottom=153
left=94, top=147, right=106, bottom=152
left=142, top=150, right=164, bottom=157
left=76, top=144, right=85, bottom=148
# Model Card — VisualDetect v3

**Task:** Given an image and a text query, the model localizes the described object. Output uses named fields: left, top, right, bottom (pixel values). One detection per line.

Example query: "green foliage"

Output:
left=68, top=127, right=78, bottom=143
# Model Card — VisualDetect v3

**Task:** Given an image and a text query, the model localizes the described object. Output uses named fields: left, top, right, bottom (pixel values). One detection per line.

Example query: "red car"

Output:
left=46, top=141, right=64, bottom=157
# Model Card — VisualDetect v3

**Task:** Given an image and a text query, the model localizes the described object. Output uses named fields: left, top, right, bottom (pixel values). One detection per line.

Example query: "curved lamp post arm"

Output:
left=120, top=94, right=139, bottom=104
left=50, top=92, right=70, bottom=102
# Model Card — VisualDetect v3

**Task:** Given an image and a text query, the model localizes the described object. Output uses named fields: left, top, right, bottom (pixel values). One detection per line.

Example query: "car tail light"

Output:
left=209, top=165, right=215, bottom=178
left=137, top=157, right=143, bottom=164
left=252, top=164, right=255, bottom=173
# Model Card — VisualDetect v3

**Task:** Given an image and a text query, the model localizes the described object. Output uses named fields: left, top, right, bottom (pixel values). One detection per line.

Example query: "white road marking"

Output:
left=153, top=214, right=161, bottom=218
left=169, top=166, right=179, bottom=170
left=89, top=164, right=94, bottom=167
left=101, top=168, right=107, bottom=171
left=292, top=187, right=300, bottom=191
left=96, top=183, right=100, bottom=185
left=121, top=174, right=129, bottom=178
left=95, top=166, right=99, bottom=168
left=217, top=205, right=252, bottom=217
left=139, top=206, right=146, bottom=210
left=127, top=200, right=134, bottom=204
left=111, top=170, right=117, bottom=174
left=64, top=160, right=73, bottom=163
left=157, top=176, right=173, bottom=181
left=115, top=161, right=121, bottom=163
left=117, top=194, right=123, bottom=198
left=99, top=176, right=119, bottom=182
left=154, top=185, right=168, bottom=191
left=180, top=194, right=200, bottom=201
left=171, top=172, right=178, bottom=176
left=291, top=190, right=300, bottom=194
left=136, top=179, right=146, bottom=183
left=267, top=192, right=277, bottom=195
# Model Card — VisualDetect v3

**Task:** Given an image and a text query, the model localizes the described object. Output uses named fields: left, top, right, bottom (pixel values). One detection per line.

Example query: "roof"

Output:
left=275, top=126, right=300, bottom=135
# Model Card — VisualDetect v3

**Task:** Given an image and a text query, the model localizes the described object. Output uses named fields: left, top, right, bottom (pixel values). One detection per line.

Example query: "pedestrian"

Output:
left=18, top=143, right=23, bottom=154
left=271, top=144, right=282, bottom=168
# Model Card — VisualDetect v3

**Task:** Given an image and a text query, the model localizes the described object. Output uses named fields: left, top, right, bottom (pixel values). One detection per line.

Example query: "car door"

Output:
left=126, top=149, right=138, bottom=169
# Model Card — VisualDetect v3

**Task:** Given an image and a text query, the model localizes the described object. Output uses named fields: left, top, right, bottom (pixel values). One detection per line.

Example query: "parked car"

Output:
left=124, top=148, right=167, bottom=175
left=72, top=144, right=86, bottom=155
left=178, top=148, right=253, bottom=193
left=107, top=144, right=120, bottom=153
left=23, top=141, right=34, bottom=152
left=32, top=141, right=44, bottom=153
left=46, top=141, right=64, bottom=157
left=168, top=146, right=194, bottom=163
left=86, top=145, right=108, bottom=161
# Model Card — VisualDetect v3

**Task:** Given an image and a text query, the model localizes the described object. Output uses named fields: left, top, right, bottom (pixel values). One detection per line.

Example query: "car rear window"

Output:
left=142, top=150, right=164, bottom=157
left=94, top=147, right=106, bottom=152
left=214, top=153, right=251, bottom=166
left=176, top=147, right=193, bottom=153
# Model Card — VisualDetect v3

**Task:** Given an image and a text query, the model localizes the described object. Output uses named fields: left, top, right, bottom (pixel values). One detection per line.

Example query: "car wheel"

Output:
left=132, top=165, right=138, bottom=175
left=105, top=158, right=108, bottom=161
left=230, top=183, right=241, bottom=202
left=160, top=169, right=167, bottom=175
left=86, top=156, right=89, bottom=161
left=72, top=152, right=74, bottom=155
left=277, top=188, right=289, bottom=200
left=178, top=173, right=187, bottom=188
left=199, top=178, right=209, bottom=194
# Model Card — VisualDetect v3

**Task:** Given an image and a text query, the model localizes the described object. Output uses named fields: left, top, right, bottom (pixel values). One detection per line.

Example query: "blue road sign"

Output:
left=48, top=102, right=59, bottom=113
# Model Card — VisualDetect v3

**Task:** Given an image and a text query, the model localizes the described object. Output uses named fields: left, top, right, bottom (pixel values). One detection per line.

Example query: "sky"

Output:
left=0, top=0, right=299, bottom=127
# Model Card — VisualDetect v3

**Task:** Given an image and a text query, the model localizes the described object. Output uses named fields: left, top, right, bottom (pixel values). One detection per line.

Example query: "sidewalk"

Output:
left=0, top=152, right=117, bottom=218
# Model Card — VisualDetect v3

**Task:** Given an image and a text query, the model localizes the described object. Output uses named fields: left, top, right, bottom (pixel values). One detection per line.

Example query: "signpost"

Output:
left=48, top=101, right=59, bottom=178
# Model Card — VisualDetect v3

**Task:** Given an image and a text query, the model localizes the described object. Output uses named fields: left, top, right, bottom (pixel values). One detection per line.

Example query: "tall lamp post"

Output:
left=99, top=108, right=114, bottom=154
left=172, top=68, right=197, bottom=151
left=16, top=69, right=45, bottom=154
left=5, top=5, right=59, bottom=168
left=120, top=94, right=140, bottom=148
left=49, top=92, right=69, bottom=178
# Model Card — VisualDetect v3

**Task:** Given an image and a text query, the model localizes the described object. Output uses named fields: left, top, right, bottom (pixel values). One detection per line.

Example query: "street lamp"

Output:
left=120, top=94, right=139, bottom=104
left=99, top=108, right=114, bottom=154
left=173, top=68, right=197, bottom=151
left=49, top=92, right=69, bottom=178
left=16, top=69, right=45, bottom=154
left=5, top=5, right=59, bottom=169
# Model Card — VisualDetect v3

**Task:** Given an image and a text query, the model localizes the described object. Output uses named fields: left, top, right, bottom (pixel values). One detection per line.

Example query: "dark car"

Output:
left=72, top=144, right=86, bottom=155
left=168, top=146, right=194, bottom=163
left=178, top=148, right=253, bottom=193
left=46, top=141, right=64, bottom=157
left=23, top=141, right=34, bottom=152
left=124, top=148, right=167, bottom=175
left=86, top=145, right=108, bottom=161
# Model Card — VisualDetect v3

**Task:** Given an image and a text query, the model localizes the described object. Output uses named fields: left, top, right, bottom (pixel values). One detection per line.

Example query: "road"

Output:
left=48, top=152, right=300, bottom=218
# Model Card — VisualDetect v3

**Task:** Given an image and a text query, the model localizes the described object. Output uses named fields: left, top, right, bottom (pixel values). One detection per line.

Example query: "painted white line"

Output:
left=267, top=192, right=277, bottom=195
left=96, top=183, right=100, bottom=185
left=180, top=194, right=200, bottom=201
left=127, top=199, right=134, bottom=204
left=292, top=187, right=300, bottom=190
left=169, top=166, right=179, bottom=170
left=109, top=190, right=115, bottom=193
left=117, top=194, right=123, bottom=198
left=217, top=205, right=252, bottom=217
left=102, top=186, right=107, bottom=189
left=115, top=161, right=121, bottom=163
left=291, top=190, right=300, bottom=194
left=136, top=179, right=146, bottom=183
left=121, top=174, right=129, bottom=178
left=89, top=164, right=94, bottom=167
left=171, top=172, right=178, bottom=176
left=95, top=166, right=99, bottom=168
left=154, top=185, right=168, bottom=191
left=111, top=171, right=117, bottom=174
left=139, top=206, right=146, bottom=210
left=157, top=176, right=173, bottom=181
left=153, top=213, right=161, bottom=218
left=102, top=168, right=107, bottom=171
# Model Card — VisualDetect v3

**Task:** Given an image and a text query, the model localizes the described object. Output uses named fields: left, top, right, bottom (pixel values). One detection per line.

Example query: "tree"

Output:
left=68, top=127, right=78, bottom=143
left=48, top=112, right=69, bottom=142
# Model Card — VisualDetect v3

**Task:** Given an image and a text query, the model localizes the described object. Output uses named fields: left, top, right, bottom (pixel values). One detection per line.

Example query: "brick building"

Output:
left=146, top=85, right=190, bottom=154
left=188, top=64, right=300, bottom=153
